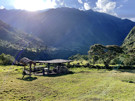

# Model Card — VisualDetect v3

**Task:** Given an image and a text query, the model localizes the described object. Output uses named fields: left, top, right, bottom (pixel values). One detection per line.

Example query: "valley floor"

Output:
left=0, top=66, right=135, bottom=101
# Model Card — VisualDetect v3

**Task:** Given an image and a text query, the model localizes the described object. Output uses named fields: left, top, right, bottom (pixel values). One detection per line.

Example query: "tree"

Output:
left=69, top=54, right=88, bottom=60
left=124, top=55, right=135, bottom=66
left=0, top=53, right=15, bottom=65
left=88, top=44, right=123, bottom=68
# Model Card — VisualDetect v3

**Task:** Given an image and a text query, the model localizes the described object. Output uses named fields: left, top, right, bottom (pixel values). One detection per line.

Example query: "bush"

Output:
left=111, top=54, right=135, bottom=66
left=110, top=57, right=124, bottom=65
left=69, top=54, right=88, bottom=60
left=0, top=53, right=15, bottom=65
left=123, top=55, right=135, bottom=66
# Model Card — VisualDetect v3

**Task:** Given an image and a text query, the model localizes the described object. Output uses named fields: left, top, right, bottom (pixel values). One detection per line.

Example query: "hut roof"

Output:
left=35, top=59, right=72, bottom=64
left=20, top=57, right=34, bottom=65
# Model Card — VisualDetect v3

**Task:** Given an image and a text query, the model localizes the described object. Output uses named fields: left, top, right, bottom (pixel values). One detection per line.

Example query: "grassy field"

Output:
left=0, top=65, right=135, bottom=101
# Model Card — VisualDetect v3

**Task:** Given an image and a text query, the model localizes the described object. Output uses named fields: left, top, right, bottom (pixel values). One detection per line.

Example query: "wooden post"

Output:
left=42, top=68, right=45, bottom=75
left=47, top=63, right=50, bottom=75
left=29, top=63, right=32, bottom=77
left=34, top=64, right=36, bottom=74
left=67, top=62, right=70, bottom=68
left=58, top=63, right=61, bottom=74
left=22, top=66, right=26, bottom=79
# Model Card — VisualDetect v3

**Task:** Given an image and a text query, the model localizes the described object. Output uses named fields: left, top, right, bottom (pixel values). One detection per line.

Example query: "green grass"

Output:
left=70, top=60, right=89, bottom=65
left=0, top=66, right=135, bottom=101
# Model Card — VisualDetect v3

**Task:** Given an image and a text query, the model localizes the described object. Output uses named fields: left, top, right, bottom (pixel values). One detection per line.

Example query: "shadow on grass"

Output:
left=93, top=65, right=135, bottom=73
left=116, top=69, right=135, bottom=74
left=122, top=80, right=135, bottom=84
left=42, top=71, right=74, bottom=77
left=17, top=77, right=38, bottom=81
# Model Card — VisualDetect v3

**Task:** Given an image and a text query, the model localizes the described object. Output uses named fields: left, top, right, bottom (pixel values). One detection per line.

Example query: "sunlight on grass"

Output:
left=0, top=65, right=135, bottom=100
left=70, top=60, right=88, bottom=65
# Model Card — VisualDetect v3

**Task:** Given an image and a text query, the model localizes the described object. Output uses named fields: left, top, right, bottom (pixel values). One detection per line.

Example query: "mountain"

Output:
left=122, top=26, right=135, bottom=52
left=0, top=7, right=135, bottom=58
left=0, top=19, right=47, bottom=60
left=0, top=19, right=44, bottom=48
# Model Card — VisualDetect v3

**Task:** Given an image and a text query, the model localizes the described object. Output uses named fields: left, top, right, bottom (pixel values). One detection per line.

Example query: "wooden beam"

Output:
left=47, top=63, right=50, bottom=75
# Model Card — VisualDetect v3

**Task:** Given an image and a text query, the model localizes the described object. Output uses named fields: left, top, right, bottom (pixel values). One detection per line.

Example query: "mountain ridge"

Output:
left=122, top=26, right=135, bottom=52
left=0, top=7, right=135, bottom=58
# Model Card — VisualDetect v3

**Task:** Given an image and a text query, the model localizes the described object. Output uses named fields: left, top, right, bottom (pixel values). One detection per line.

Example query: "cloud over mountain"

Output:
left=84, top=2, right=91, bottom=10
left=94, top=0, right=117, bottom=16
left=0, top=5, right=4, bottom=9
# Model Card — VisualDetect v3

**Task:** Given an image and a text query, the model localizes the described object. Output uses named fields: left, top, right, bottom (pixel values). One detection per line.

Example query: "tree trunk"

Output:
left=104, top=62, right=109, bottom=69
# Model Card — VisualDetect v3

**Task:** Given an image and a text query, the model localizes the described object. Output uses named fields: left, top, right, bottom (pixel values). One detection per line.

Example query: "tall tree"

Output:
left=88, top=44, right=123, bottom=68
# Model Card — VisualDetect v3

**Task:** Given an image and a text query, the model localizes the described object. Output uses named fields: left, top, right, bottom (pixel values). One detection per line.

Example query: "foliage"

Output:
left=88, top=44, right=123, bottom=67
left=69, top=54, right=88, bottom=60
left=120, top=54, right=135, bottom=66
left=124, top=55, right=135, bottom=66
left=0, top=19, right=48, bottom=60
left=110, top=53, right=135, bottom=66
left=70, top=60, right=89, bottom=66
left=110, top=57, right=124, bottom=65
left=122, top=26, right=135, bottom=52
left=0, top=53, right=15, bottom=65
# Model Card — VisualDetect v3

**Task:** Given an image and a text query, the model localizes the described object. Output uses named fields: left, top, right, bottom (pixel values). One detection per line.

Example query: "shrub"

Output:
left=69, top=54, right=88, bottom=60
left=123, top=55, right=135, bottom=66
left=0, top=53, right=15, bottom=65
left=110, top=57, right=124, bottom=65
left=88, top=44, right=123, bottom=67
left=111, top=54, right=135, bottom=66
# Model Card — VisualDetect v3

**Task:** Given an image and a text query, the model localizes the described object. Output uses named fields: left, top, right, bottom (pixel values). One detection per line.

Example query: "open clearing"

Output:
left=0, top=66, right=135, bottom=101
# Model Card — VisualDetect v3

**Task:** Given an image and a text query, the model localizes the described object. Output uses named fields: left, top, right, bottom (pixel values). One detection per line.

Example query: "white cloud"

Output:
left=0, top=5, right=5, bottom=9
left=122, top=17, right=135, bottom=22
left=84, top=3, right=91, bottom=10
left=128, top=18, right=135, bottom=22
left=79, top=7, right=84, bottom=10
left=60, top=2, right=64, bottom=6
left=94, top=0, right=117, bottom=16
left=56, top=0, right=64, bottom=6
left=117, top=5, right=123, bottom=9
left=45, top=0, right=57, bottom=8
left=78, top=0, right=83, bottom=4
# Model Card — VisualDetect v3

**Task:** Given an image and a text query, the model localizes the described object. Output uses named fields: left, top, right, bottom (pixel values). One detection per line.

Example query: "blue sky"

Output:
left=0, top=0, right=135, bottom=21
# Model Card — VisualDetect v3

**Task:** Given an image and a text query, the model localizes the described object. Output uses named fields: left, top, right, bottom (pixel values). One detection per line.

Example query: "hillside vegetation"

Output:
left=0, top=19, right=48, bottom=60
left=69, top=26, right=135, bottom=67
left=0, top=20, right=44, bottom=50
left=0, top=53, right=15, bottom=65
left=0, top=8, right=135, bottom=58
left=122, top=26, right=135, bottom=52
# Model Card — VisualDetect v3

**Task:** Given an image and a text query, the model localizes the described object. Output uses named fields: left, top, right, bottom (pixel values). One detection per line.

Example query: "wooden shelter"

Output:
left=20, top=57, right=36, bottom=77
left=20, top=57, right=72, bottom=77
left=20, top=57, right=35, bottom=65
left=35, top=59, right=72, bottom=75
left=35, top=59, right=72, bottom=64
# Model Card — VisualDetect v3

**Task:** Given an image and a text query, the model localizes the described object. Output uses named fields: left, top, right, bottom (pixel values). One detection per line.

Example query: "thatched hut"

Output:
left=20, top=57, right=34, bottom=66
left=20, top=57, right=73, bottom=77
left=20, top=57, right=36, bottom=77
left=35, top=59, right=72, bottom=75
